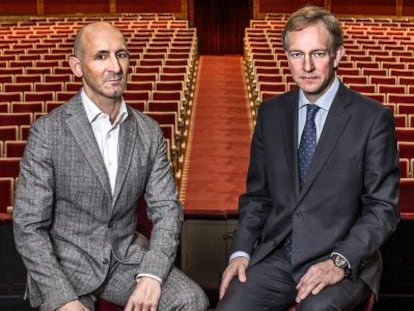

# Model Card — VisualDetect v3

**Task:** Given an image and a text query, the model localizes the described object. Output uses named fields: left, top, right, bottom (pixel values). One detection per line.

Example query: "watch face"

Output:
left=335, top=256, right=347, bottom=268
left=332, top=255, right=350, bottom=277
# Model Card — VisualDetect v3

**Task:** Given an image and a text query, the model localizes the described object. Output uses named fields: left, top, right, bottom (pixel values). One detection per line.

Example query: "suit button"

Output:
left=103, top=258, right=109, bottom=265
left=295, top=210, right=302, bottom=216
left=108, top=222, right=113, bottom=228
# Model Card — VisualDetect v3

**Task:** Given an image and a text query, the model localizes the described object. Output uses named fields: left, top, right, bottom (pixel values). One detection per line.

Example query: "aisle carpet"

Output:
left=180, top=55, right=253, bottom=217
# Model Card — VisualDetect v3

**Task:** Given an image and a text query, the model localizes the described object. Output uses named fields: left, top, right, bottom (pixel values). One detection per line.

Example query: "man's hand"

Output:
left=219, top=256, right=249, bottom=300
left=57, top=300, right=90, bottom=311
left=124, top=276, right=161, bottom=311
left=295, top=259, right=345, bottom=303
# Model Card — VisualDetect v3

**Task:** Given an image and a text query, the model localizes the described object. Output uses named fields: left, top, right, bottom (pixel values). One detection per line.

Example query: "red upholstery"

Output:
left=96, top=300, right=123, bottom=311
left=400, top=178, right=414, bottom=215
left=0, top=177, right=14, bottom=214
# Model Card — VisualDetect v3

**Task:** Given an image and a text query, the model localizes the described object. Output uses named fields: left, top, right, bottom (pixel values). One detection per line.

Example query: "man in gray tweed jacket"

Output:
left=13, top=21, right=208, bottom=311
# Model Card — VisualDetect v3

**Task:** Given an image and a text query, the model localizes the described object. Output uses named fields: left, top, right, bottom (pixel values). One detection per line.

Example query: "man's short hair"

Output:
left=282, top=5, right=344, bottom=54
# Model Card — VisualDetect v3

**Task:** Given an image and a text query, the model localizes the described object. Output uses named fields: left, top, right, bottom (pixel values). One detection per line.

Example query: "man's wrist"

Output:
left=330, top=253, right=351, bottom=277
left=229, top=251, right=250, bottom=263
left=134, top=273, right=162, bottom=284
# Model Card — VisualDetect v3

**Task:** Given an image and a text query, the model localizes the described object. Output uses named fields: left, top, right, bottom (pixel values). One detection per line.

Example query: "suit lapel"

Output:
left=279, top=90, right=301, bottom=199
left=112, top=109, right=138, bottom=207
left=64, top=94, right=112, bottom=200
left=298, top=85, right=351, bottom=201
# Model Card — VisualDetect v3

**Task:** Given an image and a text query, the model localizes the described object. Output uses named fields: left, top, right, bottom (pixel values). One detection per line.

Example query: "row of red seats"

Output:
left=0, top=13, right=183, bottom=29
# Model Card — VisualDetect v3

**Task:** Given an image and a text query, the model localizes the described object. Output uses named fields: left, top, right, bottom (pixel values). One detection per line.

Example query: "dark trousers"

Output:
left=216, top=247, right=371, bottom=311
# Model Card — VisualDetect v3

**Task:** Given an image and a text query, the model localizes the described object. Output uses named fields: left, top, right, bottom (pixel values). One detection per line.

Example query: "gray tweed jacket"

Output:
left=13, top=92, right=183, bottom=310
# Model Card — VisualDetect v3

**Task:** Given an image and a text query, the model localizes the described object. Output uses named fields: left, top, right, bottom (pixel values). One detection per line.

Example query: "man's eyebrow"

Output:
left=94, top=49, right=109, bottom=55
left=287, top=49, right=328, bottom=53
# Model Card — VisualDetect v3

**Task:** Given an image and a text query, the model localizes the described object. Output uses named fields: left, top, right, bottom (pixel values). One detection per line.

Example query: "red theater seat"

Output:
left=399, top=158, right=410, bottom=178
left=4, top=140, right=26, bottom=157
left=395, top=128, right=414, bottom=142
left=0, top=157, right=21, bottom=178
left=394, top=115, right=407, bottom=128
left=0, top=113, right=32, bottom=127
left=0, top=103, right=9, bottom=113
left=11, top=102, right=44, bottom=113
left=400, top=178, right=414, bottom=215
left=0, top=177, right=14, bottom=214
left=397, top=104, right=414, bottom=115
left=398, top=142, right=414, bottom=158
left=0, top=126, right=19, bottom=141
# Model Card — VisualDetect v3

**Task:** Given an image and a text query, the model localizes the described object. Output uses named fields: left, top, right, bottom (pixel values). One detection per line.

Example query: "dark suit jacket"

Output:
left=13, top=93, right=183, bottom=310
left=230, top=83, right=400, bottom=297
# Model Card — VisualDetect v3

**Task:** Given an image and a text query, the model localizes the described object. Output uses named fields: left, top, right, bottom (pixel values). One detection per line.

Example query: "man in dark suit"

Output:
left=216, top=5, right=399, bottom=311
left=13, top=22, right=208, bottom=311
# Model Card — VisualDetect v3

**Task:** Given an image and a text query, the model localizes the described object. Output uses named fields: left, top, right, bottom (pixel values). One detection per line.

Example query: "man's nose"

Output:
left=108, top=55, right=122, bottom=73
left=302, top=55, right=315, bottom=72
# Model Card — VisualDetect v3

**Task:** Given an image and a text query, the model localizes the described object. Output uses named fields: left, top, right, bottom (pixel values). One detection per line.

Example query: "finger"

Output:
left=238, top=264, right=247, bottom=283
left=311, top=280, right=327, bottom=296
left=296, top=284, right=313, bottom=303
left=123, top=299, right=134, bottom=311
left=296, top=270, right=312, bottom=289
left=219, top=275, right=230, bottom=299
left=296, top=278, right=318, bottom=303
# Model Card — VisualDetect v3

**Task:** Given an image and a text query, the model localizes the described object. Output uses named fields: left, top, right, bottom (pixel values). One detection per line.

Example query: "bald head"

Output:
left=73, top=22, right=126, bottom=59
left=68, top=21, right=130, bottom=107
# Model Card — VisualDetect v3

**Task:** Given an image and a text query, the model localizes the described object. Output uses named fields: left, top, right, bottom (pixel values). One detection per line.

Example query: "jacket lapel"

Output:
left=112, top=108, right=138, bottom=207
left=64, top=94, right=112, bottom=200
left=280, top=90, right=301, bottom=199
left=298, top=84, right=351, bottom=201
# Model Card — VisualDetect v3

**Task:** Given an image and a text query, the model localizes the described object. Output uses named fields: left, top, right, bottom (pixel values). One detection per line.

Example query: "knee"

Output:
left=181, top=286, right=209, bottom=311
left=296, top=296, right=339, bottom=311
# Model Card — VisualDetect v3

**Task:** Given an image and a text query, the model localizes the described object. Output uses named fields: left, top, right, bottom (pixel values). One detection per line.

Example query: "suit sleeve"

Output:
left=230, top=105, right=274, bottom=256
left=138, top=123, right=184, bottom=283
left=13, top=120, right=78, bottom=310
left=334, top=107, right=400, bottom=279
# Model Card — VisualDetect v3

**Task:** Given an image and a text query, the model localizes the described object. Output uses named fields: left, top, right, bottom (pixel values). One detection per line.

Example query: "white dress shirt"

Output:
left=81, top=90, right=128, bottom=194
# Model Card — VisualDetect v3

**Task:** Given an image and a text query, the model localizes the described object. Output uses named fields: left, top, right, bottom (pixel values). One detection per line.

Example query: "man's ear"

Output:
left=333, top=45, right=345, bottom=69
left=69, top=56, right=83, bottom=78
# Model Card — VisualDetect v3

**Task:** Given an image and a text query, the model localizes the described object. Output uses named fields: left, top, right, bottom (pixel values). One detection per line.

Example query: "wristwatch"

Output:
left=330, top=253, right=351, bottom=277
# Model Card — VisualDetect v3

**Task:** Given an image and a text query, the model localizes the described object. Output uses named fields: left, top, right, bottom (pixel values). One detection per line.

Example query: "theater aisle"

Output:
left=180, top=55, right=252, bottom=216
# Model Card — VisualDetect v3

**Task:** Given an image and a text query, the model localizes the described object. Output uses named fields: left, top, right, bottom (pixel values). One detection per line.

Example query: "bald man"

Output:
left=13, top=22, right=209, bottom=311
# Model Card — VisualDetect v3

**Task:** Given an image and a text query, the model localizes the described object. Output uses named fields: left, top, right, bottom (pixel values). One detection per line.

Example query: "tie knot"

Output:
left=306, top=104, right=320, bottom=121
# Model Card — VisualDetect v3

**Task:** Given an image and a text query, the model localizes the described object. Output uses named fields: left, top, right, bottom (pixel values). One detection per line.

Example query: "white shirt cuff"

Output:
left=229, top=251, right=251, bottom=263
left=135, top=273, right=162, bottom=284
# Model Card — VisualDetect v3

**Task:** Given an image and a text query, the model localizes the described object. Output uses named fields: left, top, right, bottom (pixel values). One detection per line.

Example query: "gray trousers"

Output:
left=77, top=259, right=209, bottom=311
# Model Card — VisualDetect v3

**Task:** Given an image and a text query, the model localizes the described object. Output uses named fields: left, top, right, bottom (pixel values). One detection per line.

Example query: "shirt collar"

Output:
left=298, top=77, right=340, bottom=112
left=81, top=89, right=128, bottom=125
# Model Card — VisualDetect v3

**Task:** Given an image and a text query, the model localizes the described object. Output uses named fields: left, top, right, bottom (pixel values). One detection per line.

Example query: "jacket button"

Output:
left=103, top=258, right=109, bottom=265
left=108, top=222, right=113, bottom=228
